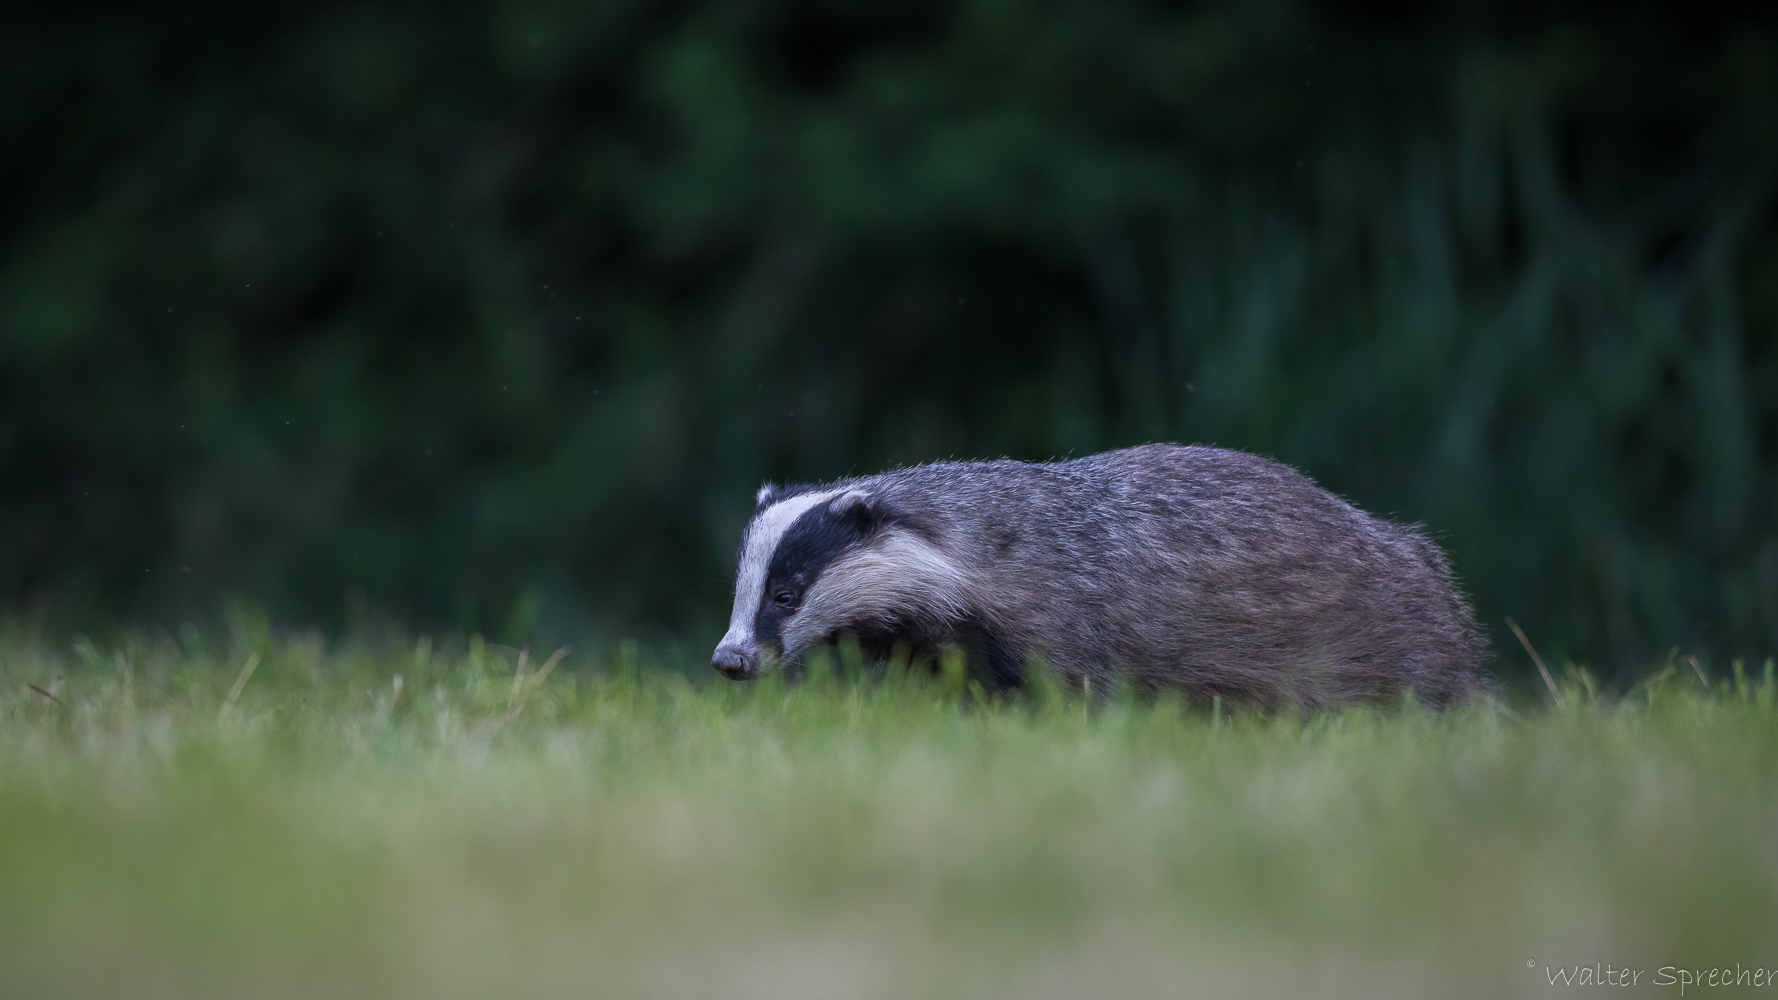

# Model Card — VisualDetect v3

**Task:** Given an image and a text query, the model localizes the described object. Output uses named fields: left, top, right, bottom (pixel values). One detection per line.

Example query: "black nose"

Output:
left=711, top=648, right=756, bottom=680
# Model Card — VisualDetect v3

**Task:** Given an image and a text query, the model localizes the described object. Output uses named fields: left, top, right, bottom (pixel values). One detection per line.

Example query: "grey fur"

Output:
left=713, top=444, right=1489, bottom=708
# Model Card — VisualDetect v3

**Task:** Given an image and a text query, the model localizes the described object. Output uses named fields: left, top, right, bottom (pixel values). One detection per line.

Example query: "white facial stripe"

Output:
left=718, top=488, right=846, bottom=650
left=778, top=529, right=971, bottom=660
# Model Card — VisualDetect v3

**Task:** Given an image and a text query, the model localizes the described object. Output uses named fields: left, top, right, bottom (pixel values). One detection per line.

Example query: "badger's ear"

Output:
left=829, top=490, right=885, bottom=534
left=754, top=484, right=779, bottom=511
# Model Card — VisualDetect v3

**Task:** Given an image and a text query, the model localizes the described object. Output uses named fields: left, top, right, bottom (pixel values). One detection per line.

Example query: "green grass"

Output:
left=2, top=634, right=1776, bottom=999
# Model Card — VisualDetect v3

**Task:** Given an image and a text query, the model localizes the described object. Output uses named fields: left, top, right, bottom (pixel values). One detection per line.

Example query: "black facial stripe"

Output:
left=737, top=483, right=824, bottom=592
left=752, top=500, right=876, bottom=653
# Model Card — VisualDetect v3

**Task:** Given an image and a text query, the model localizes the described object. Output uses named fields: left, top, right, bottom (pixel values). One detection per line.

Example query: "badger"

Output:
left=711, top=444, right=1488, bottom=707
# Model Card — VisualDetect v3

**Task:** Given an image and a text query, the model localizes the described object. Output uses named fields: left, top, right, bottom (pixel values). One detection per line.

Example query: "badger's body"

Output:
left=712, top=444, right=1487, bottom=707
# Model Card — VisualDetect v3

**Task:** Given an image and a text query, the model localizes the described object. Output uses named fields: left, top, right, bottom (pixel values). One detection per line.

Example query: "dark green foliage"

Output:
left=2, top=1, right=1774, bottom=676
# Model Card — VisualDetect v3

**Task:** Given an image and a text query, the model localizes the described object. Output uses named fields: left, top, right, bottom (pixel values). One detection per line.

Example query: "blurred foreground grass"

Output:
left=2, top=634, right=1776, bottom=999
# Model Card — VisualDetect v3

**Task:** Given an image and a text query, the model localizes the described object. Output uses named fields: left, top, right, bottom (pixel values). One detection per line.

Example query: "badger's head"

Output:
left=711, top=484, right=968, bottom=680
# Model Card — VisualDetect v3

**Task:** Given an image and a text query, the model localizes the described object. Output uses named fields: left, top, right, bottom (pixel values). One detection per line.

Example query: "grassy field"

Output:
left=2, top=633, right=1776, bottom=999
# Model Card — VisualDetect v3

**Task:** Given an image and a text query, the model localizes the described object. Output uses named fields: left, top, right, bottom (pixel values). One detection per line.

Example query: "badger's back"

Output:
left=856, top=444, right=1487, bottom=706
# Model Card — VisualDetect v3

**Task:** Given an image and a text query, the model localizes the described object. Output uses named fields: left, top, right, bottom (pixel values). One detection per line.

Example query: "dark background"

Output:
left=3, top=0, right=1775, bottom=681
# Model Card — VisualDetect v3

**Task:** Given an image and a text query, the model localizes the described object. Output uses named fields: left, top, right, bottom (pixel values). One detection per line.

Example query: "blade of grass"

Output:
left=218, top=653, right=261, bottom=720
left=506, top=647, right=569, bottom=721
left=1506, top=617, right=1565, bottom=710
left=507, top=647, right=531, bottom=711
left=26, top=683, right=62, bottom=706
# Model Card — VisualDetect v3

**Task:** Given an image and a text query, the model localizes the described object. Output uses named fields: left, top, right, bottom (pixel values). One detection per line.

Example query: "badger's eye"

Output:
left=772, top=589, right=797, bottom=610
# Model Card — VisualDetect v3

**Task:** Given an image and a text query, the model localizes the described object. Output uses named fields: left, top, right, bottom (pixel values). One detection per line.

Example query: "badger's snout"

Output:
left=711, top=645, right=758, bottom=681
